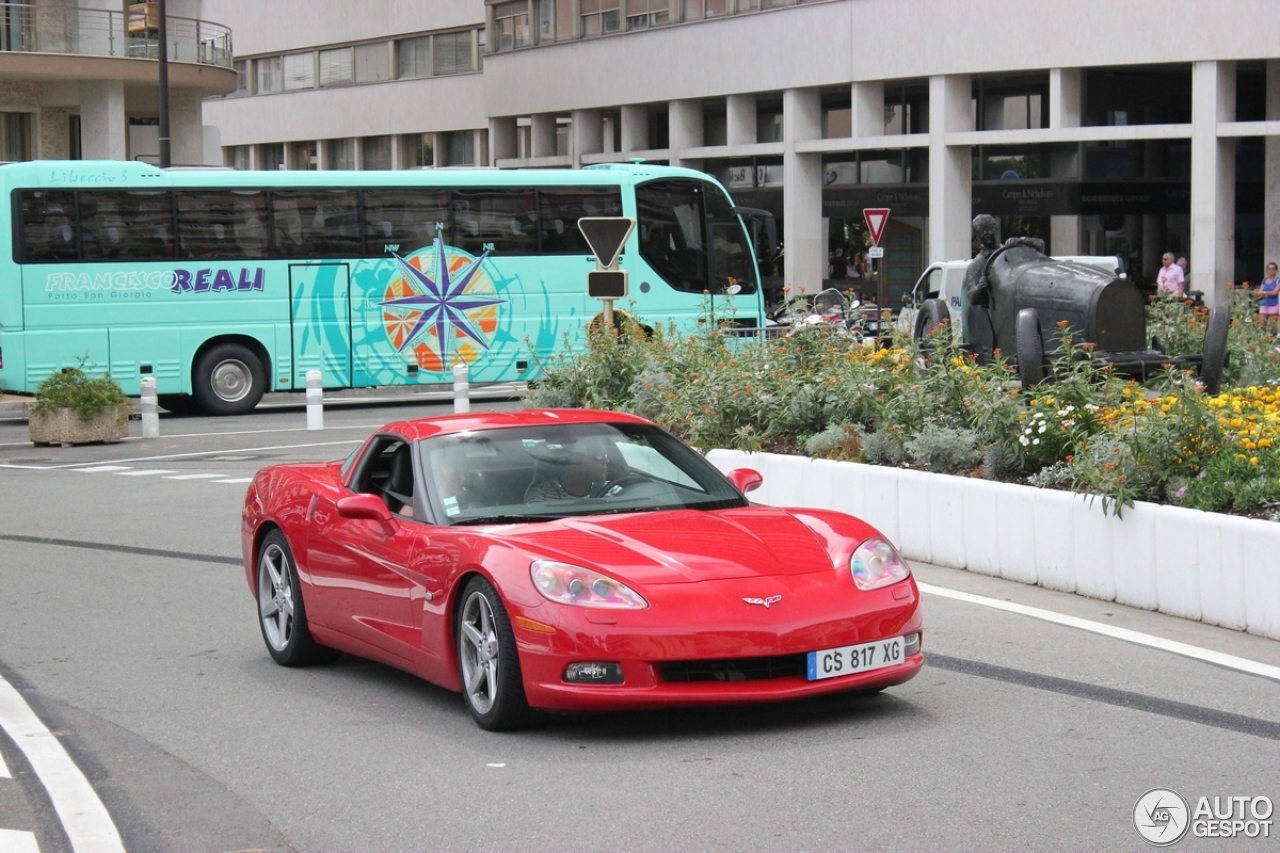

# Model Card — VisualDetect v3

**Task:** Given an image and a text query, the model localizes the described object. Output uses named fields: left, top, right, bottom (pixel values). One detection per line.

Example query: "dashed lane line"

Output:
left=0, top=830, right=39, bottom=853
left=161, top=473, right=223, bottom=480
left=113, top=469, right=177, bottom=477
left=0, top=674, right=126, bottom=852
left=70, top=466, right=131, bottom=473
left=918, top=581, right=1280, bottom=684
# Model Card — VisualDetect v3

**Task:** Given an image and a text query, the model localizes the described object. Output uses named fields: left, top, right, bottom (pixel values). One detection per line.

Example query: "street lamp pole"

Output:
left=157, top=0, right=171, bottom=168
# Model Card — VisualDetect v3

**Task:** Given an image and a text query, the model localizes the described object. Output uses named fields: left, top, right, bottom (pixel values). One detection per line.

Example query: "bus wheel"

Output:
left=193, top=343, right=266, bottom=415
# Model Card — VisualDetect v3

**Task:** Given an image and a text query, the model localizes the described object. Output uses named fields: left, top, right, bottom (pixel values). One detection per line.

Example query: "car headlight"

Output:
left=850, top=537, right=911, bottom=591
left=530, top=561, right=648, bottom=609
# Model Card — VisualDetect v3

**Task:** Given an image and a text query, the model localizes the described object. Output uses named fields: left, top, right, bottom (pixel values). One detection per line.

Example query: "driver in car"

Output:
left=526, top=438, right=612, bottom=503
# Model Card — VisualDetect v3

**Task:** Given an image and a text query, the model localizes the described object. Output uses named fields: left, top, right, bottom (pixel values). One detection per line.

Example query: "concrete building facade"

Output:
left=200, top=0, right=1280, bottom=305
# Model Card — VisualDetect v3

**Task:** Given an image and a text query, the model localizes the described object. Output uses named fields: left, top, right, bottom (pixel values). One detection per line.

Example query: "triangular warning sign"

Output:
left=863, top=208, right=890, bottom=246
left=578, top=217, right=636, bottom=269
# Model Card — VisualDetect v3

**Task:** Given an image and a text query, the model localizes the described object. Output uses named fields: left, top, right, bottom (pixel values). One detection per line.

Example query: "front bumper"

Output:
left=513, top=572, right=923, bottom=712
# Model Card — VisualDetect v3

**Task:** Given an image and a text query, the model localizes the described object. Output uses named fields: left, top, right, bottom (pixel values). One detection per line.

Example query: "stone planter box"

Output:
left=29, top=405, right=129, bottom=445
left=708, top=450, right=1280, bottom=641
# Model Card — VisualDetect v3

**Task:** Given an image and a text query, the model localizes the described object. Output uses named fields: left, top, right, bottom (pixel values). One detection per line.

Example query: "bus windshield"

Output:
left=635, top=178, right=758, bottom=295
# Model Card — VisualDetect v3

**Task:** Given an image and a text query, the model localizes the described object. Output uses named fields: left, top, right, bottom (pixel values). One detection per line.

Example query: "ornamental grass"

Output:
left=528, top=290, right=1280, bottom=519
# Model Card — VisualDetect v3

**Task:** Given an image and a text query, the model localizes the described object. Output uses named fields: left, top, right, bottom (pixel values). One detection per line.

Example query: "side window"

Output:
left=363, top=189, right=449, bottom=256
left=354, top=436, right=418, bottom=519
left=924, top=268, right=943, bottom=300
left=537, top=187, right=623, bottom=254
left=79, top=190, right=174, bottom=261
left=177, top=190, right=269, bottom=259
left=271, top=189, right=362, bottom=258
left=449, top=189, right=538, bottom=257
left=635, top=179, right=708, bottom=293
left=19, top=191, right=78, bottom=262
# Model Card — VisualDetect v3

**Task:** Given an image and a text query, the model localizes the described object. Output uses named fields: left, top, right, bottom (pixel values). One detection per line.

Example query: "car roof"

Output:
left=379, top=408, right=654, bottom=442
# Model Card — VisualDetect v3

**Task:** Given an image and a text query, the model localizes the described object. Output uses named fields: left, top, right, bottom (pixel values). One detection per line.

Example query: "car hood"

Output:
left=494, top=506, right=838, bottom=585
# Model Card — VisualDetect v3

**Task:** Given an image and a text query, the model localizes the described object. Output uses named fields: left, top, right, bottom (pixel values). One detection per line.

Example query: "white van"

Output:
left=896, top=255, right=1125, bottom=337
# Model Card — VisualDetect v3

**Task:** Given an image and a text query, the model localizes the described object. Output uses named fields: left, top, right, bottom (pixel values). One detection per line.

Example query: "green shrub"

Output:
left=904, top=422, right=981, bottom=473
left=31, top=355, right=127, bottom=422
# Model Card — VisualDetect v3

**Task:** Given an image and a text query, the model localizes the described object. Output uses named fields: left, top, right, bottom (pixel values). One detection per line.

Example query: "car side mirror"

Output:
left=336, top=493, right=399, bottom=534
left=727, top=468, right=764, bottom=494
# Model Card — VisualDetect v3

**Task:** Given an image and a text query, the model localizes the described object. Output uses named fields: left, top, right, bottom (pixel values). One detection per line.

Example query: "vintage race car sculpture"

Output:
left=912, top=242, right=1229, bottom=393
left=242, top=409, right=923, bottom=730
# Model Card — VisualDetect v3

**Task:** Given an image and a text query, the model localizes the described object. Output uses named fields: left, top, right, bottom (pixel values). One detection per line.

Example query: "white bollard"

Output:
left=306, top=369, right=324, bottom=430
left=140, top=376, right=159, bottom=438
left=453, top=360, right=470, bottom=414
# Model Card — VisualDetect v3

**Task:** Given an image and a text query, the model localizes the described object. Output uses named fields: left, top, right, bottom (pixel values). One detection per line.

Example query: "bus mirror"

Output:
left=732, top=206, right=777, bottom=257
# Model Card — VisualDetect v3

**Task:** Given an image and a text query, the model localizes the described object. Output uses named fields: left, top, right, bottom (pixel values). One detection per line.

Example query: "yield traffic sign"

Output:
left=578, top=216, right=636, bottom=269
left=862, top=208, right=890, bottom=246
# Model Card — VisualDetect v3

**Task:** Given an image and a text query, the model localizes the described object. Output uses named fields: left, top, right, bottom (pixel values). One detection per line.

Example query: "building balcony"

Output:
left=0, top=1, right=235, bottom=93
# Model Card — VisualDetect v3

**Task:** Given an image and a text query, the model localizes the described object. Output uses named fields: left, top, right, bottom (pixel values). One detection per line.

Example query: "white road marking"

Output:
left=0, top=829, right=40, bottom=853
left=161, top=473, right=224, bottom=480
left=0, top=747, right=9, bottom=777
left=918, top=581, right=1280, bottom=683
left=0, top=674, right=126, bottom=852
left=212, top=478, right=253, bottom=484
left=113, top=470, right=176, bottom=477
left=0, top=439, right=365, bottom=471
left=71, top=466, right=132, bottom=473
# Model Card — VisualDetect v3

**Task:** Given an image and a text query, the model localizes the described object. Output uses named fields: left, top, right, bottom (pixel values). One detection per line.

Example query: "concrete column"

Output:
left=726, top=93, right=757, bottom=146
left=668, top=98, right=703, bottom=169
left=602, top=114, right=616, bottom=154
left=353, top=137, right=364, bottom=170
left=928, top=73, right=973, bottom=263
left=432, top=132, right=445, bottom=167
left=489, top=116, right=517, bottom=165
left=78, top=79, right=126, bottom=160
left=247, top=143, right=259, bottom=171
left=1190, top=60, right=1235, bottom=306
left=1049, top=67, right=1082, bottom=130
left=783, top=87, right=823, bottom=294
left=621, top=104, right=649, bottom=153
left=391, top=134, right=404, bottom=170
left=168, top=88, right=204, bottom=166
left=531, top=113, right=557, bottom=158
left=851, top=80, right=884, bottom=138
left=317, top=139, right=330, bottom=170
left=571, top=108, right=602, bottom=167
left=473, top=129, right=487, bottom=166
left=1265, top=59, right=1280, bottom=270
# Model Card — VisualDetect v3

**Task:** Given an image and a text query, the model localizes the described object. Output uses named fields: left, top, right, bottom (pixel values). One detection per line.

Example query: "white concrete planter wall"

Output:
left=707, top=451, right=1280, bottom=642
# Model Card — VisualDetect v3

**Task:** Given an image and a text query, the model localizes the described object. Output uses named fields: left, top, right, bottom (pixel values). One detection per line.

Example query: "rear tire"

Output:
left=1016, top=308, right=1045, bottom=389
left=193, top=343, right=266, bottom=415
left=256, top=530, right=339, bottom=667
left=1199, top=305, right=1229, bottom=395
left=913, top=298, right=949, bottom=345
left=456, top=576, right=534, bottom=731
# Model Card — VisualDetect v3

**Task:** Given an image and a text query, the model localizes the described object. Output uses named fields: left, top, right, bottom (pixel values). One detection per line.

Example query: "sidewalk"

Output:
left=0, top=394, right=30, bottom=419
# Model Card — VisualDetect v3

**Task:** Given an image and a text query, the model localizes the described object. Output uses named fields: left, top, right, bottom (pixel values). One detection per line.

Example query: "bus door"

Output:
left=289, top=263, right=352, bottom=388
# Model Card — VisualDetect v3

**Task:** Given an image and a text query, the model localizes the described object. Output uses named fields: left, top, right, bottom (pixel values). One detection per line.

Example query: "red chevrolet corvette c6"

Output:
left=241, top=408, right=923, bottom=730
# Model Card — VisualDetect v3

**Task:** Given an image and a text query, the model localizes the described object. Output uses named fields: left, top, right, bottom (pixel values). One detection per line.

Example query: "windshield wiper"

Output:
left=453, top=513, right=562, bottom=526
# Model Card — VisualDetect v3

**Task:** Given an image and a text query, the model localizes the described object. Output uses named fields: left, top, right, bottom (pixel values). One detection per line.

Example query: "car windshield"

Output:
left=418, top=422, right=748, bottom=525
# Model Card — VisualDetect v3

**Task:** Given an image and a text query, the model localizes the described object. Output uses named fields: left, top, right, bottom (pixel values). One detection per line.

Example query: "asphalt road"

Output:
left=0, top=401, right=1278, bottom=852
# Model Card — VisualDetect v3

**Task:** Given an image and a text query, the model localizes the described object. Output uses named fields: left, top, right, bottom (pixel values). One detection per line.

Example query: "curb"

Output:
left=707, top=450, right=1280, bottom=642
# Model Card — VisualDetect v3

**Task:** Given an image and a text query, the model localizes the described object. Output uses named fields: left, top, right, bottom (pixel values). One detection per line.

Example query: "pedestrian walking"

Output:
left=1157, top=252, right=1185, bottom=298
left=1257, top=261, right=1279, bottom=334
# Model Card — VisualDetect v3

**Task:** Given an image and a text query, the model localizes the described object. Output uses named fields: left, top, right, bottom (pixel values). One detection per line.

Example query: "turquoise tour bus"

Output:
left=0, top=160, right=768, bottom=414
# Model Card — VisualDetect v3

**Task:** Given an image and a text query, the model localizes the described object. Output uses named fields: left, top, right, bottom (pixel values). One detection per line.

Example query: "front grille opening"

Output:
left=659, top=654, right=806, bottom=683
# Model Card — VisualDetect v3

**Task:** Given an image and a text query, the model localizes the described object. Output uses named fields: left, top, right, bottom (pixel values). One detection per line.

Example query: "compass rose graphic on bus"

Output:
left=379, top=235, right=505, bottom=373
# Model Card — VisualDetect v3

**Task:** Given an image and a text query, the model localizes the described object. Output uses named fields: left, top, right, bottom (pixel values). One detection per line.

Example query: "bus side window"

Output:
left=20, top=191, right=78, bottom=262
left=363, top=189, right=449, bottom=256
left=80, top=191, right=174, bottom=261
left=636, top=179, right=708, bottom=293
left=537, top=188, right=623, bottom=254
left=449, top=189, right=537, bottom=257
left=177, top=190, right=268, bottom=259
left=271, top=189, right=361, bottom=258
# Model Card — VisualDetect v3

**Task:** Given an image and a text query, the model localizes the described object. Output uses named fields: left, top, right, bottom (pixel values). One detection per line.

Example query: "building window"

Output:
left=233, top=59, right=250, bottom=95
left=626, top=0, right=669, bottom=30
left=69, top=115, right=81, bottom=159
left=226, top=145, right=251, bottom=170
left=401, top=133, right=434, bottom=168
left=0, top=112, right=30, bottom=160
left=291, top=140, right=318, bottom=170
left=434, top=31, right=473, bottom=75
left=555, top=0, right=574, bottom=39
left=494, top=1, right=531, bottom=50
left=319, top=47, right=353, bottom=87
left=363, top=136, right=393, bottom=170
left=444, top=131, right=475, bottom=166
left=354, top=42, right=391, bottom=83
left=398, top=35, right=431, bottom=79
left=259, top=143, right=285, bottom=171
left=256, top=56, right=283, bottom=93
left=580, top=0, right=620, bottom=37
left=536, top=0, right=552, bottom=42
left=325, top=138, right=356, bottom=170
left=283, top=52, right=315, bottom=90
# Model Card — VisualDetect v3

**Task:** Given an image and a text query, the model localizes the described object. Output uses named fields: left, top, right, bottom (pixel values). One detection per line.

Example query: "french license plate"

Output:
left=806, top=636, right=904, bottom=681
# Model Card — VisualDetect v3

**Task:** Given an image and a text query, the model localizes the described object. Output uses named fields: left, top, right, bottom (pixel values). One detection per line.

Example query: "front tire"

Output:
left=193, top=343, right=266, bottom=415
left=457, top=576, right=533, bottom=731
left=1199, top=305, right=1229, bottom=395
left=913, top=298, right=949, bottom=346
left=257, top=530, right=338, bottom=667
